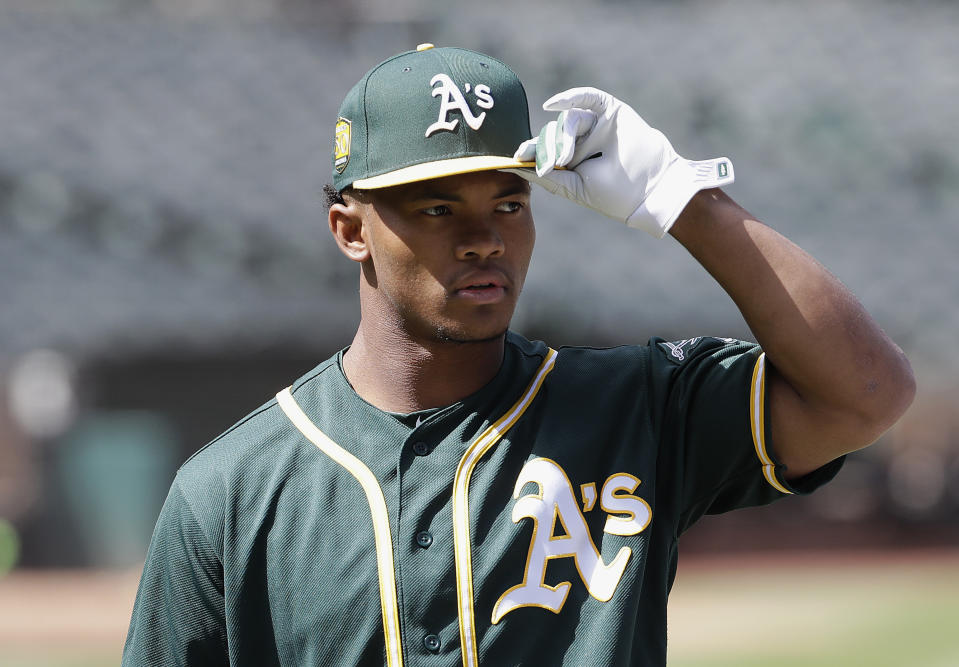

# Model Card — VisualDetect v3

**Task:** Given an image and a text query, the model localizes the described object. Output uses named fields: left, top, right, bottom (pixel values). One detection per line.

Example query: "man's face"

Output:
left=356, top=170, right=535, bottom=344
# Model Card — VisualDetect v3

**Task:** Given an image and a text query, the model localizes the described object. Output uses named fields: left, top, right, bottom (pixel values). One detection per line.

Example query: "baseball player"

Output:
left=122, top=45, right=915, bottom=666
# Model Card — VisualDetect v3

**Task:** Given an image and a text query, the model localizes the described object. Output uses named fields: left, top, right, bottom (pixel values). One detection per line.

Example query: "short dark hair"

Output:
left=323, top=184, right=367, bottom=210
left=323, top=183, right=345, bottom=210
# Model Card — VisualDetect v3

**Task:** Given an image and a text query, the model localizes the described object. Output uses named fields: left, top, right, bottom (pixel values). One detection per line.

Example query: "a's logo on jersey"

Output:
left=425, top=73, right=494, bottom=137
left=492, top=458, right=652, bottom=624
left=334, top=118, right=352, bottom=173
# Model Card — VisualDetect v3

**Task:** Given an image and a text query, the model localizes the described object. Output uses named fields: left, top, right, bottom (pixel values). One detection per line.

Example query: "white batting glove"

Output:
left=511, top=87, right=734, bottom=238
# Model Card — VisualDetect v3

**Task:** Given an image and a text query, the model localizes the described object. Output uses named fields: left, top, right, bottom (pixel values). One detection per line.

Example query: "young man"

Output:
left=123, top=45, right=915, bottom=666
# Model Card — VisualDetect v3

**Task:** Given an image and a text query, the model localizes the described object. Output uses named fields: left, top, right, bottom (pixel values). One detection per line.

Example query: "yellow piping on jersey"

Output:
left=749, top=352, right=793, bottom=495
left=276, top=388, right=405, bottom=667
left=452, top=347, right=558, bottom=667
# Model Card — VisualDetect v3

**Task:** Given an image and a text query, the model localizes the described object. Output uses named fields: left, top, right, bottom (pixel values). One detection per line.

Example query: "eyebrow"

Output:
left=495, top=183, right=532, bottom=198
left=409, top=183, right=531, bottom=203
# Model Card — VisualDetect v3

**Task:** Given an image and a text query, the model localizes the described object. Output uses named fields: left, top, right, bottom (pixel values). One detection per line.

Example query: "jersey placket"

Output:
left=393, top=415, right=465, bottom=667
left=449, top=349, right=557, bottom=667
left=391, top=347, right=557, bottom=667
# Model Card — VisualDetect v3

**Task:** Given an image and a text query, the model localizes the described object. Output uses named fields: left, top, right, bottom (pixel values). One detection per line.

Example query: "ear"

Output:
left=329, top=199, right=370, bottom=263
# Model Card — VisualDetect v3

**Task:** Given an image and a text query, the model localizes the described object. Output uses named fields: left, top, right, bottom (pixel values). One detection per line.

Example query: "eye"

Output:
left=421, top=204, right=452, bottom=216
left=495, top=201, right=524, bottom=213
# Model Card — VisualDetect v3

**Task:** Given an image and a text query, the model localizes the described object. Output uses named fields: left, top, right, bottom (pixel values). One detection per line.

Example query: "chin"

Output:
left=428, top=302, right=516, bottom=345
left=434, top=323, right=510, bottom=345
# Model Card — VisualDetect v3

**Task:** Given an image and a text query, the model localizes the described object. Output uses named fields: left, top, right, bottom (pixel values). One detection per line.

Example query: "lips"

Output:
left=453, top=270, right=507, bottom=291
left=452, top=270, right=509, bottom=304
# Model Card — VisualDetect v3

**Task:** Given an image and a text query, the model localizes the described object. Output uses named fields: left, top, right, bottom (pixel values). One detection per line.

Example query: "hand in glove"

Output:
left=511, top=87, right=734, bottom=238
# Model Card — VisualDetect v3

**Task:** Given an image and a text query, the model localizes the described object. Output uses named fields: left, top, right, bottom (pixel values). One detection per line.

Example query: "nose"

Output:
left=454, top=215, right=505, bottom=261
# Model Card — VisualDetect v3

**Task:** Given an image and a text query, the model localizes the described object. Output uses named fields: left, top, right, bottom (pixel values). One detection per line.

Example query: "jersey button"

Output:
left=423, top=634, right=441, bottom=653
left=415, top=530, right=433, bottom=548
left=412, top=441, right=430, bottom=456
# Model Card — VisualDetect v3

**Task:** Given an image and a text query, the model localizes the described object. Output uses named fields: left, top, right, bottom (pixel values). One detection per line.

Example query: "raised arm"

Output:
left=669, top=189, right=914, bottom=477
left=512, top=87, right=915, bottom=478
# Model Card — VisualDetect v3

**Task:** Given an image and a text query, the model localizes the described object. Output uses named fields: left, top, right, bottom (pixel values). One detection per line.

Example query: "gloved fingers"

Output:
left=542, top=87, right=612, bottom=115
left=517, top=108, right=598, bottom=177
left=534, top=118, right=560, bottom=176
left=512, top=138, right=538, bottom=163
left=558, top=108, right=597, bottom=166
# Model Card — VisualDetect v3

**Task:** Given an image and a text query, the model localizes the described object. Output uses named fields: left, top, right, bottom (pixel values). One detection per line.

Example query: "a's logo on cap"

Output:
left=425, top=73, right=494, bottom=138
left=334, top=117, right=352, bottom=173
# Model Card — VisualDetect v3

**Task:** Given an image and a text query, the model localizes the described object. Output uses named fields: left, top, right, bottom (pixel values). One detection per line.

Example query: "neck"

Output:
left=342, top=319, right=507, bottom=414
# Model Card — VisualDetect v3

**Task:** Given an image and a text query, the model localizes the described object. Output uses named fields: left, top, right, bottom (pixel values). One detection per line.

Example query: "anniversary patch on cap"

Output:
left=331, top=44, right=534, bottom=191
left=333, top=118, right=351, bottom=174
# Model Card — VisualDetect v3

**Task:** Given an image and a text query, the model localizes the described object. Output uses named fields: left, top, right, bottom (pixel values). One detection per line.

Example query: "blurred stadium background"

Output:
left=0, top=0, right=957, bottom=664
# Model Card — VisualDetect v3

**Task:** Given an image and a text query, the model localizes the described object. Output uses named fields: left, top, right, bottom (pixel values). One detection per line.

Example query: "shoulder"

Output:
left=514, top=333, right=761, bottom=407
left=647, top=336, right=760, bottom=370
left=510, top=332, right=757, bottom=375
left=507, top=333, right=654, bottom=406
left=642, top=336, right=763, bottom=408
left=174, top=353, right=343, bottom=509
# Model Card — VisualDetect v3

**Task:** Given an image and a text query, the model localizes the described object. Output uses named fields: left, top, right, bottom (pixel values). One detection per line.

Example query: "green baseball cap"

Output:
left=332, top=44, right=534, bottom=190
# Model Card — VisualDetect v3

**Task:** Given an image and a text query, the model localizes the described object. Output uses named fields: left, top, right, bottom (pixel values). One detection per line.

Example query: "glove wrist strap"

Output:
left=627, top=157, right=735, bottom=238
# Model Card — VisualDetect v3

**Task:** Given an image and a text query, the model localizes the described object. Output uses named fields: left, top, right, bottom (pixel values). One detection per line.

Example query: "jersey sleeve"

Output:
left=122, top=477, right=228, bottom=667
left=649, top=337, right=844, bottom=534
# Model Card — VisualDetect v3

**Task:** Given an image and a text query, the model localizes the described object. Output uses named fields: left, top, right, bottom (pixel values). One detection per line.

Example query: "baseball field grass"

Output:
left=667, top=550, right=959, bottom=667
left=1, top=549, right=956, bottom=666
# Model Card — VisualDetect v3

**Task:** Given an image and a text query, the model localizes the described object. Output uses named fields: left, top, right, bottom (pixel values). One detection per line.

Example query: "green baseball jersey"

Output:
left=123, top=332, right=842, bottom=666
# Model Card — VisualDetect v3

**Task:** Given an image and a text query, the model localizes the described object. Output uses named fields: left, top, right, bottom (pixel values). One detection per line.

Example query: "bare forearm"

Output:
left=669, top=189, right=915, bottom=473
